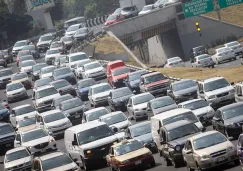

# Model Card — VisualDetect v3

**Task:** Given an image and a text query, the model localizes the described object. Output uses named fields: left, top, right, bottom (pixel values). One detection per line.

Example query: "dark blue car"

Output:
left=76, top=78, right=97, bottom=100
left=0, top=103, right=10, bottom=122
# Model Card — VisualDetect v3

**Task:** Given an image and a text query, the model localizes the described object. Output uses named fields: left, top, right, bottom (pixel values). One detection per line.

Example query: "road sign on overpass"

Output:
left=218, top=0, right=243, bottom=9
left=182, top=0, right=214, bottom=18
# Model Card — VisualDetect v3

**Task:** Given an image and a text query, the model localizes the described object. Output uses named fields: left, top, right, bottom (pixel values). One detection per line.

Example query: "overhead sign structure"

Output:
left=25, top=0, right=55, bottom=12
left=182, top=0, right=214, bottom=18
left=218, top=0, right=243, bottom=9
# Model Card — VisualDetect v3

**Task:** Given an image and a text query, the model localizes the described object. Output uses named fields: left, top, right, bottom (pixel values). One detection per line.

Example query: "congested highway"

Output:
left=0, top=49, right=241, bottom=171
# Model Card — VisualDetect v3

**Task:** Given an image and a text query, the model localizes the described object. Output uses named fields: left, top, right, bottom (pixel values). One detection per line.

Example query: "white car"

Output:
left=67, top=52, right=89, bottom=69
left=6, top=82, right=28, bottom=103
left=19, top=60, right=36, bottom=73
left=75, top=59, right=92, bottom=79
left=212, top=47, right=236, bottom=64
left=40, top=65, right=56, bottom=79
left=36, top=110, right=72, bottom=137
left=10, top=104, right=38, bottom=127
left=32, top=85, right=61, bottom=113
left=65, top=23, right=84, bottom=37
left=82, top=61, right=106, bottom=80
left=82, top=107, right=110, bottom=123
left=36, top=34, right=54, bottom=52
left=14, top=128, right=57, bottom=155
left=164, top=57, right=185, bottom=68
left=224, top=41, right=243, bottom=58
left=16, top=117, right=37, bottom=132
left=89, top=83, right=112, bottom=107
left=1, top=147, right=32, bottom=171
left=192, top=54, right=215, bottom=68
left=45, top=49, right=60, bottom=65
left=12, top=40, right=30, bottom=56
left=138, top=5, right=155, bottom=15
left=99, top=111, right=132, bottom=130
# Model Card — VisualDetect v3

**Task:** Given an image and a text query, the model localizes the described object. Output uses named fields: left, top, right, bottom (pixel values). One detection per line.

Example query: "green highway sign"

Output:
left=218, top=0, right=243, bottom=9
left=182, top=0, right=214, bottom=18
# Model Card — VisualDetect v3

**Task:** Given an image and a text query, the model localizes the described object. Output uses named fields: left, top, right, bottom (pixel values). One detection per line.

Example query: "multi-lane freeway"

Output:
left=0, top=50, right=241, bottom=171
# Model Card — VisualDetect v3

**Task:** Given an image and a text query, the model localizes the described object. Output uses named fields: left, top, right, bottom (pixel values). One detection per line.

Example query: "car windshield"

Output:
left=113, top=88, right=132, bottom=99
left=204, top=78, right=230, bottom=92
left=92, top=84, right=111, bottom=94
left=40, top=35, right=52, bottom=41
left=7, top=83, right=23, bottom=91
left=47, top=49, right=59, bottom=55
left=52, top=80, right=70, bottom=89
left=51, top=42, right=62, bottom=48
left=0, top=69, right=13, bottom=77
left=41, top=67, right=56, bottom=74
left=77, top=79, right=96, bottom=88
left=142, top=5, right=152, bottom=11
left=222, top=105, right=243, bottom=119
left=36, top=87, right=58, bottom=99
left=61, top=37, right=72, bottom=41
left=77, top=125, right=114, bottom=145
left=133, top=94, right=154, bottom=105
left=173, top=80, right=196, bottom=91
left=144, top=74, right=166, bottom=84
left=22, top=45, right=35, bottom=50
left=131, top=123, right=151, bottom=137
left=128, top=71, right=147, bottom=81
left=218, top=47, right=231, bottom=53
left=182, top=100, right=208, bottom=110
left=15, top=106, right=35, bottom=116
left=168, top=123, right=199, bottom=141
left=70, top=54, right=88, bottom=62
left=54, top=95, right=73, bottom=107
left=84, top=63, right=101, bottom=70
left=14, top=41, right=27, bottom=47
left=42, top=154, right=73, bottom=170
left=194, top=46, right=205, bottom=52
left=0, top=125, right=14, bottom=135
left=168, top=57, right=181, bottom=63
left=76, top=28, right=88, bottom=34
left=22, top=129, right=48, bottom=142
left=35, top=78, right=52, bottom=88
left=193, top=132, right=227, bottom=150
left=151, top=97, right=175, bottom=109
left=67, top=25, right=79, bottom=31
left=53, top=68, right=71, bottom=77
left=87, top=109, right=109, bottom=121
left=114, top=8, right=122, bottom=14
left=107, top=15, right=117, bottom=20
left=102, top=113, right=127, bottom=125
left=61, top=99, right=83, bottom=110
left=12, top=73, right=27, bottom=80
left=76, top=60, right=91, bottom=68
left=197, top=54, right=210, bottom=60
left=163, top=112, right=198, bottom=126
left=5, top=149, right=29, bottom=162
left=21, top=61, right=36, bottom=67
left=33, top=64, right=47, bottom=72
left=44, top=112, right=66, bottom=123
left=112, top=67, right=130, bottom=76
left=18, top=118, right=36, bottom=127
left=114, top=140, right=143, bottom=156
left=19, top=56, right=33, bottom=62
left=18, top=51, right=31, bottom=56
left=227, top=42, right=239, bottom=47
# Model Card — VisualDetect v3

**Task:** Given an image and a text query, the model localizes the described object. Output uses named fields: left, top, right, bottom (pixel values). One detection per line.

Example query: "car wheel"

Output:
left=165, top=157, right=172, bottom=166
left=186, top=162, right=194, bottom=171
left=234, top=159, right=240, bottom=166
left=171, top=155, right=180, bottom=168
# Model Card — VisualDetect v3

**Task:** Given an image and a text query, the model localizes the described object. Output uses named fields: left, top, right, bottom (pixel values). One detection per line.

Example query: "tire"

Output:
left=165, top=157, right=172, bottom=166
left=234, top=159, right=240, bottom=166
left=150, top=159, right=156, bottom=167
left=171, top=156, right=180, bottom=168
left=186, top=163, right=195, bottom=171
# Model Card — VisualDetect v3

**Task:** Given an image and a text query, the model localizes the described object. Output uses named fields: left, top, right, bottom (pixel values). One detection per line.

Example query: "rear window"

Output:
left=162, top=112, right=198, bottom=126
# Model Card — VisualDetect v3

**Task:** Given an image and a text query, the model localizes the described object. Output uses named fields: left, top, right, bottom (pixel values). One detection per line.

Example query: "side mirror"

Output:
left=73, top=158, right=78, bottom=162
left=4, top=91, right=6, bottom=93
left=231, top=82, right=234, bottom=85
left=186, top=149, right=193, bottom=154
left=72, top=141, right=78, bottom=146
left=127, top=104, right=131, bottom=107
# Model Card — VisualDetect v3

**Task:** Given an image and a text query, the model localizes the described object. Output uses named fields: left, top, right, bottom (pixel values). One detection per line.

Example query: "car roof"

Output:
left=218, top=102, right=243, bottom=111
left=20, top=60, right=35, bottom=63
left=38, top=151, right=66, bottom=161
left=151, top=108, right=192, bottom=121
left=13, top=104, right=32, bottom=110
left=128, top=121, right=151, bottom=129
left=41, top=109, right=61, bottom=117
left=130, top=92, right=152, bottom=99
left=150, top=96, right=173, bottom=102
left=84, top=61, right=100, bottom=66
left=68, top=52, right=86, bottom=57
left=6, top=146, right=28, bottom=154
left=20, top=128, right=42, bottom=134
left=61, top=97, right=80, bottom=104
left=111, top=87, right=130, bottom=93
left=172, top=79, right=194, bottom=85
left=35, top=85, right=55, bottom=91
left=16, top=40, right=28, bottom=43
left=178, top=99, right=205, bottom=105
left=112, top=139, right=137, bottom=148
left=99, top=111, right=125, bottom=120
left=164, top=120, right=192, bottom=131
left=188, top=130, right=219, bottom=140
left=84, top=107, right=108, bottom=114
left=90, top=82, right=109, bottom=89
left=107, top=60, right=123, bottom=65
left=201, top=77, right=225, bottom=84
left=141, top=72, right=161, bottom=78
left=7, top=82, right=23, bottom=86
left=67, top=121, right=107, bottom=133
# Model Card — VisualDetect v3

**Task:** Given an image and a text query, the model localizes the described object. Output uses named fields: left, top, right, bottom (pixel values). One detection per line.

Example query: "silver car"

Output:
left=6, top=82, right=28, bottom=103
left=192, top=54, right=215, bottom=68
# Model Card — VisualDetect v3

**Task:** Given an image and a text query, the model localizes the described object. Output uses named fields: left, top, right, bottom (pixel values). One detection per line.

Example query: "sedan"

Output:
left=19, top=60, right=36, bottom=75
left=74, top=27, right=93, bottom=41
left=50, top=79, right=76, bottom=96
left=82, top=61, right=106, bottom=80
left=19, top=55, right=34, bottom=65
left=34, top=77, right=52, bottom=89
left=74, top=59, right=92, bottom=79
left=40, top=65, right=56, bottom=79
left=5, top=82, right=28, bottom=103
left=11, top=72, right=32, bottom=89
left=50, top=41, right=66, bottom=54
left=212, top=47, right=236, bottom=64
left=53, top=67, right=76, bottom=85
left=22, top=45, right=40, bottom=58
left=191, top=54, right=215, bottom=68
left=108, top=87, right=134, bottom=111
left=31, top=63, right=48, bottom=81
left=164, top=57, right=185, bottom=68
left=212, top=102, right=243, bottom=139
left=138, top=5, right=155, bottom=15
left=104, top=14, right=125, bottom=26
left=76, top=78, right=97, bottom=100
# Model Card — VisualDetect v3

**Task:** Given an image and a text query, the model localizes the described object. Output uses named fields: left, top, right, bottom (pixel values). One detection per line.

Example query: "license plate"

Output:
left=217, top=156, right=225, bottom=162
left=6, top=144, right=11, bottom=147
left=75, top=115, right=80, bottom=118
left=135, top=160, right=142, bottom=165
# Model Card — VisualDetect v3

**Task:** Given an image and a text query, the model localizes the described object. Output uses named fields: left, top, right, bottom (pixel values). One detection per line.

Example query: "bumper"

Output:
left=171, top=152, right=184, bottom=164
left=7, top=93, right=28, bottom=102
left=29, top=143, right=57, bottom=156
left=36, top=105, right=52, bottom=113
left=134, top=110, right=148, bottom=120
left=208, top=94, right=235, bottom=108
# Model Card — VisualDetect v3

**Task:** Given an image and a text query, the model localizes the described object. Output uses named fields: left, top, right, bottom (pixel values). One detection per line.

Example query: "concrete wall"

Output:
left=177, top=16, right=243, bottom=58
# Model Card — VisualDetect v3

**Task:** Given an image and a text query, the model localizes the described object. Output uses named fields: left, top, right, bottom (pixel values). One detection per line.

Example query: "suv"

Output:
left=121, top=6, right=139, bottom=18
left=140, top=72, right=170, bottom=96
left=37, top=33, right=55, bottom=52
left=32, top=85, right=61, bottom=113
left=159, top=120, right=201, bottom=168
left=198, top=77, right=235, bottom=109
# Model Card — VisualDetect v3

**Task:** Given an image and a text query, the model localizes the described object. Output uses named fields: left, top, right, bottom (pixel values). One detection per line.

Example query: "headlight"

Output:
left=49, top=138, right=55, bottom=142
left=175, top=145, right=181, bottom=151
left=208, top=95, right=216, bottom=99
left=230, top=89, right=235, bottom=94
left=201, top=154, right=210, bottom=159
left=121, top=160, right=130, bottom=164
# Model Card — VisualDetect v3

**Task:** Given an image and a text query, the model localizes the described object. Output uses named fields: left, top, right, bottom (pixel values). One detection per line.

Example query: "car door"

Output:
left=127, top=98, right=133, bottom=116
left=10, top=110, right=16, bottom=127
left=183, top=140, right=196, bottom=168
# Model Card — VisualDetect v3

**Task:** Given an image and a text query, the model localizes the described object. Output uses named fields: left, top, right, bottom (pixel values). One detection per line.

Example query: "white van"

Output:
left=64, top=121, right=119, bottom=170
left=151, top=108, right=204, bottom=148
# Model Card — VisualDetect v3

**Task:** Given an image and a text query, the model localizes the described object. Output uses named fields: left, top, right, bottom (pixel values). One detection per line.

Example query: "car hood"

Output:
left=0, top=75, right=12, bottom=80
left=85, top=67, right=104, bottom=74
left=109, top=120, right=129, bottom=130
left=205, top=86, right=234, bottom=97
left=46, top=118, right=70, bottom=127
left=169, top=132, right=201, bottom=147
left=195, top=141, right=231, bottom=155
left=133, top=132, right=153, bottom=144
left=113, top=94, right=133, bottom=103
left=113, top=73, right=129, bottom=80
left=0, top=108, right=9, bottom=115
left=36, top=94, right=60, bottom=104
left=115, top=148, right=150, bottom=162
left=192, top=107, right=212, bottom=117
left=153, top=104, right=177, bottom=115
left=224, top=115, right=243, bottom=125
left=174, top=86, right=198, bottom=96
left=5, top=156, right=32, bottom=169
left=16, top=111, right=38, bottom=122
left=13, top=46, right=24, bottom=51
left=54, top=73, right=73, bottom=80
left=7, top=88, right=25, bottom=95
left=22, top=136, right=52, bottom=147
left=74, top=33, right=87, bottom=38
left=133, top=102, right=148, bottom=110
left=93, top=91, right=111, bottom=99
left=37, top=41, right=52, bottom=46
left=63, top=105, right=86, bottom=113
left=47, top=163, right=77, bottom=171
left=144, top=79, right=170, bottom=88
